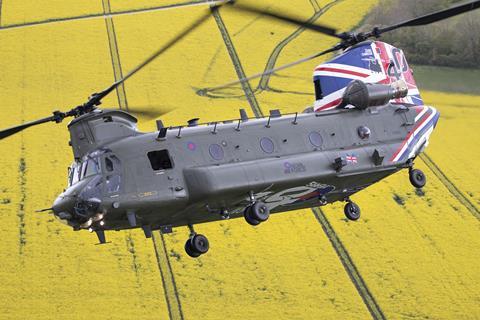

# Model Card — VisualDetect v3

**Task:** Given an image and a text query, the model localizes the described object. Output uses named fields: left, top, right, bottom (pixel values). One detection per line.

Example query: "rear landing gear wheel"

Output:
left=184, top=234, right=209, bottom=258
left=244, top=208, right=261, bottom=226
left=344, top=202, right=361, bottom=221
left=250, top=201, right=270, bottom=222
left=244, top=202, right=269, bottom=225
left=409, top=169, right=426, bottom=188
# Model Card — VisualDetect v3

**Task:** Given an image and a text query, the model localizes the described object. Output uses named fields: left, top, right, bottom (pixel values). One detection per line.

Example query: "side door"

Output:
left=145, top=146, right=187, bottom=206
left=103, top=153, right=123, bottom=199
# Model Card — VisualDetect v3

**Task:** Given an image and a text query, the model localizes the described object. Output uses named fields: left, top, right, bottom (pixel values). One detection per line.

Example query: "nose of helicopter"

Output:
left=52, top=194, right=76, bottom=222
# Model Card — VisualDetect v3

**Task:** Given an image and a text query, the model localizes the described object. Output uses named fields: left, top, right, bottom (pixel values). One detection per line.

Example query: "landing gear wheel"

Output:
left=184, top=234, right=209, bottom=258
left=250, top=201, right=270, bottom=222
left=185, top=240, right=201, bottom=258
left=344, top=202, right=361, bottom=221
left=244, top=206, right=261, bottom=226
left=409, top=169, right=426, bottom=188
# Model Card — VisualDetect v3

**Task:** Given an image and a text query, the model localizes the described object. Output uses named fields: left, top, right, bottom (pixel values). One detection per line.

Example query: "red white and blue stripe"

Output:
left=389, top=106, right=440, bottom=163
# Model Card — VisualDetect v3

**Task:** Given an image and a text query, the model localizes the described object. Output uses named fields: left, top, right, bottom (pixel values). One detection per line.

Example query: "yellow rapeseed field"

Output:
left=0, top=1, right=478, bottom=320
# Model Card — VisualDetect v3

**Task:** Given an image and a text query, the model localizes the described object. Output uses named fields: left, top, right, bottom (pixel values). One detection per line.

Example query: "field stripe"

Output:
left=256, top=0, right=342, bottom=91
left=99, top=5, right=183, bottom=317
left=18, top=146, right=27, bottom=256
left=211, top=6, right=262, bottom=117
left=313, top=208, right=386, bottom=320
left=309, top=0, right=322, bottom=12
left=212, top=7, right=386, bottom=319
left=102, top=0, right=128, bottom=111
left=420, top=153, right=480, bottom=219
left=0, top=1, right=210, bottom=31
left=152, top=232, right=184, bottom=320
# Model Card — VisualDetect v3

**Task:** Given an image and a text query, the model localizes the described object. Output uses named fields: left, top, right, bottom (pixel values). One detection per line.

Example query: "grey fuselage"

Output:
left=52, top=104, right=439, bottom=232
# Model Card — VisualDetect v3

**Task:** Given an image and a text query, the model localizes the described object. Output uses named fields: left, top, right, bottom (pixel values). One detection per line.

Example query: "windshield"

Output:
left=67, top=156, right=102, bottom=187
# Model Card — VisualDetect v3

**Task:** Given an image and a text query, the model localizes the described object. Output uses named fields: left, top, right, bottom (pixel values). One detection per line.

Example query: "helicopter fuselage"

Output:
left=52, top=103, right=439, bottom=234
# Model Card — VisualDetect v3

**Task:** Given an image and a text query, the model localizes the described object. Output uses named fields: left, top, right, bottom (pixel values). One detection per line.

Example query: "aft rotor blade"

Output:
left=378, top=0, right=480, bottom=34
left=226, top=2, right=341, bottom=39
left=203, top=45, right=339, bottom=92
left=0, top=115, right=57, bottom=140
left=92, top=10, right=213, bottom=104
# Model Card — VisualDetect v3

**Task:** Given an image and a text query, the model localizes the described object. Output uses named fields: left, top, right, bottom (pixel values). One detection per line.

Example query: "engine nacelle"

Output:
left=341, top=79, right=408, bottom=110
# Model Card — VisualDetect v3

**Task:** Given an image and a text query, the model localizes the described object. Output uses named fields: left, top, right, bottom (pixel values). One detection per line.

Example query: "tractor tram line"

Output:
left=152, top=233, right=185, bottom=320
left=0, top=0, right=3, bottom=27
left=313, top=208, right=386, bottom=320
left=102, top=6, right=183, bottom=320
left=255, top=0, right=343, bottom=93
left=0, top=0, right=211, bottom=31
left=420, top=153, right=480, bottom=220
left=100, top=7, right=184, bottom=320
left=212, top=7, right=387, bottom=320
left=102, top=0, right=129, bottom=112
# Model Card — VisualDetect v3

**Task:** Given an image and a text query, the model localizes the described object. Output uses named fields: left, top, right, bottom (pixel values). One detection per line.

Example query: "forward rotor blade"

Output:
left=92, top=10, right=213, bottom=104
left=0, top=115, right=56, bottom=140
left=104, top=106, right=174, bottom=118
left=378, top=0, right=480, bottom=34
left=226, top=2, right=341, bottom=38
left=203, top=46, right=339, bottom=92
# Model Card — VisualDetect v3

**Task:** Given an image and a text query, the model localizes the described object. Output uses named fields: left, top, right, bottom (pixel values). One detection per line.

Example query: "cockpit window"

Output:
left=105, top=158, right=114, bottom=172
left=68, top=164, right=80, bottom=186
left=84, top=158, right=100, bottom=178
left=67, top=156, right=102, bottom=187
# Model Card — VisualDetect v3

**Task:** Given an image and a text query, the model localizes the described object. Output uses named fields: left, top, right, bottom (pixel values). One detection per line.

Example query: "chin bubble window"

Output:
left=357, top=125, right=371, bottom=140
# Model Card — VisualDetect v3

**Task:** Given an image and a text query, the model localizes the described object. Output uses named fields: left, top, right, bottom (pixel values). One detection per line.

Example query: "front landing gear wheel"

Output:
left=244, top=206, right=261, bottom=226
left=184, top=234, right=209, bottom=258
left=409, top=169, right=426, bottom=188
left=344, top=202, right=361, bottom=221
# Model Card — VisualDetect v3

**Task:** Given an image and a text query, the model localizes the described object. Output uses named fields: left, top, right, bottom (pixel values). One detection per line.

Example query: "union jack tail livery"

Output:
left=313, top=41, right=423, bottom=112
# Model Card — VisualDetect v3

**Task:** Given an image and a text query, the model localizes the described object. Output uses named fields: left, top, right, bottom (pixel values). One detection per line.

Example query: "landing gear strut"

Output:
left=344, top=198, right=361, bottom=221
left=409, top=168, right=426, bottom=188
left=184, top=225, right=209, bottom=258
left=244, top=201, right=270, bottom=226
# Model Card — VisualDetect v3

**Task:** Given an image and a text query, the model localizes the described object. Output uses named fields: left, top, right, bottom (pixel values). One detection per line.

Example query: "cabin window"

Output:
left=209, top=144, right=224, bottom=161
left=308, top=131, right=323, bottom=147
left=148, top=150, right=173, bottom=170
left=260, top=137, right=275, bottom=154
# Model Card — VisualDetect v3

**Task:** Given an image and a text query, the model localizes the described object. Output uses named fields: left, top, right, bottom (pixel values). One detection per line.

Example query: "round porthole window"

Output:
left=308, top=131, right=323, bottom=147
left=209, top=144, right=224, bottom=160
left=260, top=137, right=275, bottom=154
left=357, top=126, right=371, bottom=139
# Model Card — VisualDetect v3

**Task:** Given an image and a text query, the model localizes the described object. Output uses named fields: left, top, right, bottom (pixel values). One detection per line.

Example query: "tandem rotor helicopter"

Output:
left=1, top=1, right=479, bottom=257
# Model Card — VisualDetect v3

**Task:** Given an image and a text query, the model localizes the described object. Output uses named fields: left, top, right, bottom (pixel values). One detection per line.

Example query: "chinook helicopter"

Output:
left=1, top=1, right=478, bottom=258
